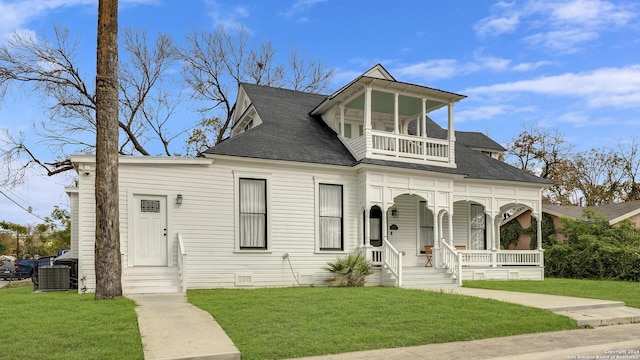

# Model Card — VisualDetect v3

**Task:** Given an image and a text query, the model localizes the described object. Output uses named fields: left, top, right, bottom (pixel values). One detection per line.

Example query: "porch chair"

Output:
left=424, top=245, right=433, bottom=267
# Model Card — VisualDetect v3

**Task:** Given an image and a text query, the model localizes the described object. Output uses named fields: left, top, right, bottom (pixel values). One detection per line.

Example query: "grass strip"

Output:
left=464, top=278, right=640, bottom=308
left=0, top=286, right=143, bottom=360
left=189, top=286, right=575, bottom=360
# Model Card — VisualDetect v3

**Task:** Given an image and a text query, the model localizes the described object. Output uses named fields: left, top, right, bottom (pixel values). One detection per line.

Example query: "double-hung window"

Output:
left=319, top=184, right=343, bottom=251
left=239, top=178, right=267, bottom=249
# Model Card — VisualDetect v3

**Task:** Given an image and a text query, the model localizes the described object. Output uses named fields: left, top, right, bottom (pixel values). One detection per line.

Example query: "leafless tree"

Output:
left=566, top=148, right=624, bottom=206
left=506, top=125, right=574, bottom=204
left=180, top=26, right=334, bottom=148
left=0, top=25, right=183, bottom=187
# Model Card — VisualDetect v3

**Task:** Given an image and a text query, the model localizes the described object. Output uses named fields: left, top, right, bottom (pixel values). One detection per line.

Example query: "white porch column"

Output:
left=421, top=98, right=427, bottom=138
left=381, top=207, right=388, bottom=244
left=488, top=211, right=498, bottom=251
left=448, top=210, right=454, bottom=246
left=393, top=93, right=399, bottom=134
left=339, top=104, right=345, bottom=137
left=364, top=87, right=372, bottom=130
left=432, top=208, right=440, bottom=268
left=364, top=207, right=371, bottom=246
left=416, top=115, right=420, bottom=136
left=536, top=213, right=543, bottom=251
left=448, top=101, right=456, bottom=164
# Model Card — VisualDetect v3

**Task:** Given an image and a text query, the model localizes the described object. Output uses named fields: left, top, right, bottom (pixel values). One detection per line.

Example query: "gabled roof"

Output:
left=543, top=201, right=640, bottom=225
left=206, top=82, right=547, bottom=185
left=205, top=83, right=356, bottom=166
left=310, top=64, right=466, bottom=116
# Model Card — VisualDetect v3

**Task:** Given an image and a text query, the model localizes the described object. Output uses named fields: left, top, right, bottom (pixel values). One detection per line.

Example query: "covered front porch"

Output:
left=358, top=188, right=545, bottom=287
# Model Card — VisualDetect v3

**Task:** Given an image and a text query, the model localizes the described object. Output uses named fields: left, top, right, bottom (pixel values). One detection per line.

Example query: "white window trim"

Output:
left=233, top=170, right=272, bottom=252
left=314, top=177, right=348, bottom=253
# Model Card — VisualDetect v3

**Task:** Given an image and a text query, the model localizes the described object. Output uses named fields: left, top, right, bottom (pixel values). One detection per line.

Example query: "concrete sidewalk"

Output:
left=289, top=323, right=640, bottom=360
left=129, top=293, right=240, bottom=360
left=128, top=287, right=640, bottom=360
left=431, top=287, right=640, bottom=327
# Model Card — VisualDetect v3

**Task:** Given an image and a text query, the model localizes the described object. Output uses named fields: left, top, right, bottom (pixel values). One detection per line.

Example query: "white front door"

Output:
left=133, top=195, right=168, bottom=266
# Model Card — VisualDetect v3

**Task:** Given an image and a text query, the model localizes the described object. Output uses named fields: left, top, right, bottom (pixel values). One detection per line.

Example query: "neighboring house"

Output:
left=500, top=201, right=640, bottom=247
left=67, top=65, right=549, bottom=294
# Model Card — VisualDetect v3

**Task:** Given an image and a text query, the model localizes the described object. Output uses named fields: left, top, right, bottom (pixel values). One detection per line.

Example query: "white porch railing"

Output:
left=459, top=250, right=543, bottom=267
left=177, top=233, right=187, bottom=293
left=378, top=240, right=403, bottom=286
left=439, top=241, right=462, bottom=286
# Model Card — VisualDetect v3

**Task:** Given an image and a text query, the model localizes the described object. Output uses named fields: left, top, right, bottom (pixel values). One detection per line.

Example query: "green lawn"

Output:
left=464, top=278, right=640, bottom=308
left=0, top=285, right=143, bottom=360
left=188, top=286, right=576, bottom=360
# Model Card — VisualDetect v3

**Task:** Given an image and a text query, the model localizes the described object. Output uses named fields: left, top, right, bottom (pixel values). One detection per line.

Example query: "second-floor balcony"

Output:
left=344, top=129, right=455, bottom=167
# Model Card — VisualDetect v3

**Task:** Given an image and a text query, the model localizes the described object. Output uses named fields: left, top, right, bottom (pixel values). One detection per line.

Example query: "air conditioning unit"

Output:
left=38, top=266, right=70, bottom=291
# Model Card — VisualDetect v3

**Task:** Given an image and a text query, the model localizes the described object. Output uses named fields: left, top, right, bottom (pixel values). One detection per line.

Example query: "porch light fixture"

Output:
left=391, top=209, right=399, bottom=218
left=176, top=194, right=183, bottom=205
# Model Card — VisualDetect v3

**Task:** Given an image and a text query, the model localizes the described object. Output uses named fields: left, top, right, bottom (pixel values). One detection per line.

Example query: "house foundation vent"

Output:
left=38, top=266, right=71, bottom=291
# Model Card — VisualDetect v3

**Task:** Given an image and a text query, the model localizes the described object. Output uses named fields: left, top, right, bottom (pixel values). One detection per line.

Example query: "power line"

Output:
left=0, top=189, right=45, bottom=222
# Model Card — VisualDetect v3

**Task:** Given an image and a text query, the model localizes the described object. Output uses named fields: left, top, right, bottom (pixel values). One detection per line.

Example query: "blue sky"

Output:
left=1, top=0, right=639, bottom=225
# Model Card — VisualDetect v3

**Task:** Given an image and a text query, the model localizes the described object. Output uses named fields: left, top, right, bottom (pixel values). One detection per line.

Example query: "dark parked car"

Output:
left=1, top=257, right=53, bottom=280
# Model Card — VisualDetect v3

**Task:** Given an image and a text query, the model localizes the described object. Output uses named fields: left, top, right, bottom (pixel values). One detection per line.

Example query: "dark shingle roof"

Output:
left=206, top=83, right=356, bottom=166
left=408, top=119, right=506, bottom=151
left=206, top=83, right=547, bottom=185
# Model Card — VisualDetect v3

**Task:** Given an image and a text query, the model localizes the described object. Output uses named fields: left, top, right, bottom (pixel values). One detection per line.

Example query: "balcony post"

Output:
left=339, top=103, right=345, bottom=137
left=393, top=93, right=399, bottom=134
left=421, top=98, right=427, bottom=139
left=448, top=101, right=456, bottom=164
left=364, top=86, right=372, bottom=130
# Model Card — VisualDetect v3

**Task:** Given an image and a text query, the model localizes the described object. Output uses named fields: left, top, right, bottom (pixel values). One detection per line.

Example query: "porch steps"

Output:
left=122, top=267, right=182, bottom=294
left=382, top=267, right=459, bottom=288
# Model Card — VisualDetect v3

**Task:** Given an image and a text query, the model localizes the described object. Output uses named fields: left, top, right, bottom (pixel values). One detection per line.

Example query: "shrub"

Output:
left=323, top=251, right=373, bottom=287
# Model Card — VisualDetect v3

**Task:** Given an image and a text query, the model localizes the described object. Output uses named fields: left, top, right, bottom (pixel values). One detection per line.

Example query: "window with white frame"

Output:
left=239, top=178, right=267, bottom=249
left=419, top=201, right=434, bottom=253
left=319, top=184, right=343, bottom=250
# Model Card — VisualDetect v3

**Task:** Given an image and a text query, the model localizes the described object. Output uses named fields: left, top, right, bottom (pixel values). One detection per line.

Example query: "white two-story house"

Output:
left=67, top=65, right=548, bottom=293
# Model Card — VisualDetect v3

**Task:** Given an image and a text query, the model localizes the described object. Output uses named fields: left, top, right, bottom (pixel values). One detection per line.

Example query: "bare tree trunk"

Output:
left=95, top=0, right=122, bottom=299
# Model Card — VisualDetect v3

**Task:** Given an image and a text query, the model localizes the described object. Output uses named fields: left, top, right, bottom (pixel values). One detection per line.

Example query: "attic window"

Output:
left=244, top=119, right=254, bottom=132
left=141, top=200, right=160, bottom=213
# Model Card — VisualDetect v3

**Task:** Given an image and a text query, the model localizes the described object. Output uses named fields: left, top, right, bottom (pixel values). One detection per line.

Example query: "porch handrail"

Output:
left=177, top=233, right=187, bottom=293
left=459, top=249, right=543, bottom=267
left=382, top=239, right=402, bottom=287
left=440, top=240, right=462, bottom=286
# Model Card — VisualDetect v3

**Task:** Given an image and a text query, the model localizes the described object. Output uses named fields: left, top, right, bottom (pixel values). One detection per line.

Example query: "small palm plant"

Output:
left=323, top=251, right=373, bottom=287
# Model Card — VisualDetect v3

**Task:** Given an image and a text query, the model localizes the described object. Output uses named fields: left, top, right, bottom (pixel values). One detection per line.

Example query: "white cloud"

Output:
left=475, top=0, right=637, bottom=52
left=524, top=29, right=599, bottom=54
left=464, top=65, right=640, bottom=109
left=205, top=1, right=251, bottom=31
left=392, top=59, right=458, bottom=81
left=512, top=61, right=552, bottom=71
left=455, top=105, right=509, bottom=122
left=391, top=55, right=545, bottom=82
left=0, top=0, right=156, bottom=38
left=280, top=0, right=327, bottom=20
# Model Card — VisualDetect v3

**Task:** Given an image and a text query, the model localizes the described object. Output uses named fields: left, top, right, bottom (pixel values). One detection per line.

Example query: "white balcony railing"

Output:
left=345, top=130, right=452, bottom=164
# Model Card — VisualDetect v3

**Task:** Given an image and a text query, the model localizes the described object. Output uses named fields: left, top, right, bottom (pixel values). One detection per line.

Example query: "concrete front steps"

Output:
left=380, top=267, right=459, bottom=288
left=122, top=266, right=183, bottom=294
